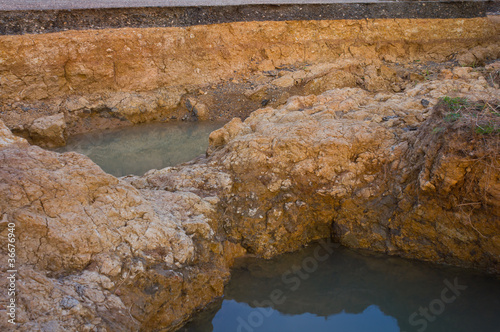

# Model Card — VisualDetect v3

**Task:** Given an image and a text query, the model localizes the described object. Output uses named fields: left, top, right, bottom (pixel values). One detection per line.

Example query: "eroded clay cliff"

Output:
left=1, top=17, right=499, bottom=147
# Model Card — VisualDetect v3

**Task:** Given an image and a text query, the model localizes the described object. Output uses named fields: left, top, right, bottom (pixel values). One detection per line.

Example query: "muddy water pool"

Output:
left=55, top=121, right=224, bottom=176
left=180, top=244, right=500, bottom=332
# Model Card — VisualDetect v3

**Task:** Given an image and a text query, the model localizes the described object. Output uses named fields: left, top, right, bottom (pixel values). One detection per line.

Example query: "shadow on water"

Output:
left=54, top=121, right=225, bottom=177
left=180, top=244, right=500, bottom=332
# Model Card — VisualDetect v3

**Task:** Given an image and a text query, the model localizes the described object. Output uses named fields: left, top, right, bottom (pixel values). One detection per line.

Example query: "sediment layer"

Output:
left=0, top=2, right=494, bottom=35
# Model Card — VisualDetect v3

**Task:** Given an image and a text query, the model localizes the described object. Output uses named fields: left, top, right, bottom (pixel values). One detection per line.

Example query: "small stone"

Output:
left=186, top=98, right=210, bottom=121
left=409, top=73, right=424, bottom=81
left=382, top=115, right=398, bottom=122
left=380, top=65, right=397, bottom=79
left=28, top=113, right=67, bottom=148
left=257, top=59, right=275, bottom=71
left=244, top=85, right=268, bottom=101
left=59, top=296, right=80, bottom=310
left=271, top=75, right=295, bottom=88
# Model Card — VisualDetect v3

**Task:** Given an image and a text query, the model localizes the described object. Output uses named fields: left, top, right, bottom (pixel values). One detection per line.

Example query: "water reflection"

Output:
left=55, top=121, right=224, bottom=176
left=180, top=245, right=500, bottom=332
left=209, top=301, right=399, bottom=332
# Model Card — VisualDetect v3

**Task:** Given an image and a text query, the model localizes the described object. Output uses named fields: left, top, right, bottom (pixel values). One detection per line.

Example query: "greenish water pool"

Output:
left=179, top=243, right=500, bottom=332
left=55, top=121, right=224, bottom=177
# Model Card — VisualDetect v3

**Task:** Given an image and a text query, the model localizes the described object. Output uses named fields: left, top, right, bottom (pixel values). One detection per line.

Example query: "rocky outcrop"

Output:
left=1, top=63, right=499, bottom=331
left=0, top=120, right=243, bottom=331
left=137, top=66, right=500, bottom=272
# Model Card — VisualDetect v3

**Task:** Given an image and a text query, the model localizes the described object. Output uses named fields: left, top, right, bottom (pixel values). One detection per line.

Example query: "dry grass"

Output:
left=431, top=97, right=500, bottom=174
left=435, top=96, right=499, bottom=135
left=431, top=97, right=500, bottom=227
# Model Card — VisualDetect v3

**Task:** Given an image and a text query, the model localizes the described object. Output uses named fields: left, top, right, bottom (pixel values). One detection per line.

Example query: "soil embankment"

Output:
left=0, top=3, right=499, bottom=331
